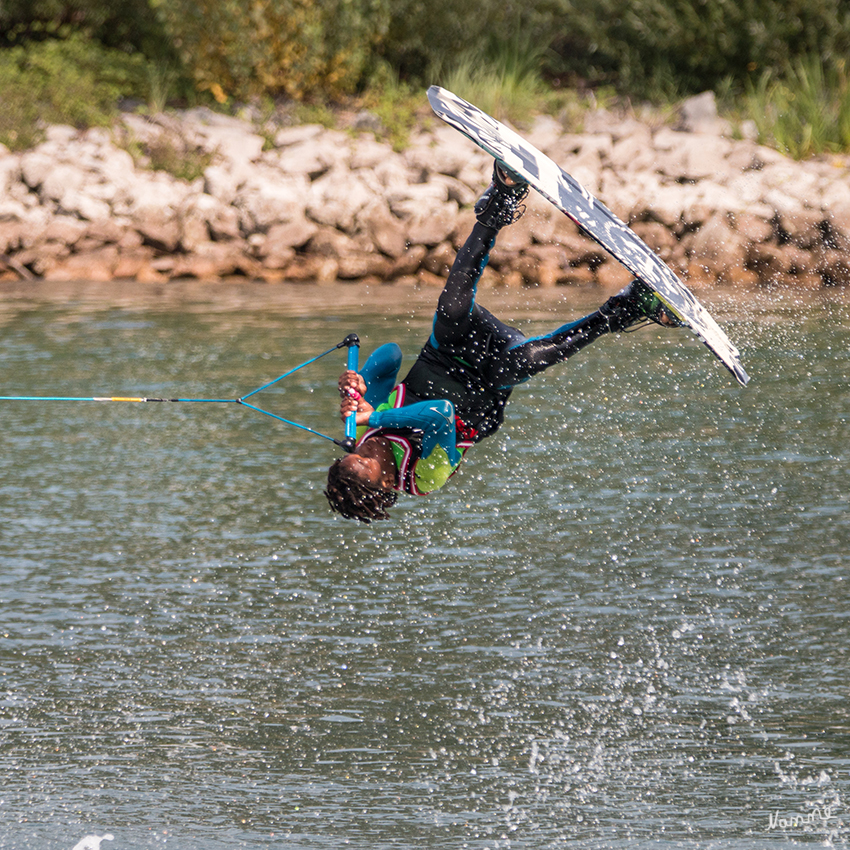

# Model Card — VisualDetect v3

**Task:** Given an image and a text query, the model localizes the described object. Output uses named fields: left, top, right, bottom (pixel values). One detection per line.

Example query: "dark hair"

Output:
left=324, top=457, right=398, bottom=523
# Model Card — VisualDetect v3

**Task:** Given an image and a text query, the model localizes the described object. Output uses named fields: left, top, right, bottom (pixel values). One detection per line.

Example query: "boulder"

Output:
left=43, top=245, right=119, bottom=281
left=80, top=218, right=132, bottom=248
left=112, top=246, right=164, bottom=281
left=349, top=137, right=396, bottom=171
left=525, top=114, right=564, bottom=154
left=238, top=171, right=309, bottom=232
left=677, top=91, right=733, bottom=136
left=284, top=254, right=339, bottom=283
left=203, top=164, right=241, bottom=205
left=0, top=156, right=20, bottom=198
left=60, top=189, right=112, bottom=222
left=423, top=241, right=455, bottom=277
left=171, top=240, right=261, bottom=279
left=405, top=202, right=459, bottom=247
left=654, top=130, right=733, bottom=181
left=275, top=141, right=333, bottom=179
left=180, top=192, right=242, bottom=249
left=306, top=168, right=375, bottom=233
left=386, top=181, right=450, bottom=219
left=265, top=217, right=319, bottom=251
left=261, top=243, right=296, bottom=271
left=44, top=215, right=87, bottom=247
left=17, top=241, right=71, bottom=276
left=404, top=130, right=474, bottom=178
left=608, top=131, right=657, bottom=173
left=429, top=174, right=478, bottom=207
left=336, top=250, right=392, bottom=280
left=730, top=211, right=775, bottom=244
left=525, top=244, right=573, bottom=286
left=389, top=244, right=428, bottom=278
left=357, top=201, right=407, bottom=258
left=19, top=152, right=54, bottom=190
left=40, top=164, right=85, bottom=203
left=776, top=208, right=825, bottom=248
left=816, top=250, right=850, bottom=287
left=180, top=109, right=265, bottom=165
left=745, top=241, right=814, bottom=283
left=596, top=258, right=634, bottom=289
left=630, top=220, right=680, bottom=263
left=307, top=227, right=359, bottom=259
left=274, top=124, right=324, bottom=147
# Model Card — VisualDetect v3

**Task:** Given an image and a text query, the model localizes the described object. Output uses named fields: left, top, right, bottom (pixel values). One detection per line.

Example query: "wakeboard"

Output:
left=427, top=85, right=749, bottom=386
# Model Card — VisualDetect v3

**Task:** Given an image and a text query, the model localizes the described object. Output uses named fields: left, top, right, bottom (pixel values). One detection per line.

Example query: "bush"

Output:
left=378, top=0, right=557, bottom=85
left=744, top=55, right=850, bottom=158
left=546, top=0, right=850, bottom=98
left=0, top=33, right=147, bottom=149
left=438, top=35, right=548, bottom=124
left=148, top=0, right=394, bottom=102
left=0, top=0, right=176, bottom=63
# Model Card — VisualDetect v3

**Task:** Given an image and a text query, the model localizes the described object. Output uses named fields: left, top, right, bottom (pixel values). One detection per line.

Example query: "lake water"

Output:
left=0, top=281, right=848, bottom=850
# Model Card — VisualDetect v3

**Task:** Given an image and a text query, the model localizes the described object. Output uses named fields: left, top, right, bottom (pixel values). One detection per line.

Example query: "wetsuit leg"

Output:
left=486, top=311, right=611, bottom=388
left=360, top=342, right=403, bottom=407
left=432, top=222, right=499, bottom=345
left=432, top=220, right=612, bottom=387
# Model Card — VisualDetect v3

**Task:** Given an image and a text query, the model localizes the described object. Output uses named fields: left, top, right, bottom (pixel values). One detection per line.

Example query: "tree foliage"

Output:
left=1, top=0, right=850, bottom=108
left=0, top=31, right=147, bottom=148
left=549, top=0, right=850, bottom=95
left=147, top=0, right=394, bottom=102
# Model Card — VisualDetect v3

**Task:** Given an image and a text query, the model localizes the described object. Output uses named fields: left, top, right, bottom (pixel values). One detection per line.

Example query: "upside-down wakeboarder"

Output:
left=324, top=163, right=682, bottom=522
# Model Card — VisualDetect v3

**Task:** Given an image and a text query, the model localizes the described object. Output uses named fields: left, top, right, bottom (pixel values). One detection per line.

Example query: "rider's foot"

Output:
left=474, top=162, right=529, bottom=230
left=600, top=279, right=684, bottom=332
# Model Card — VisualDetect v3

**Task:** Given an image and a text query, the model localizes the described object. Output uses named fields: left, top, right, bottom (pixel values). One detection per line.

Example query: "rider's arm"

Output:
left=368, top=399, right=461, bottom=466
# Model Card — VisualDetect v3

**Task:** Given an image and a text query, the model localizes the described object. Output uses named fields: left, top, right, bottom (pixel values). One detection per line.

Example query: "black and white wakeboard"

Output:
left=427, top=85, right=749, bottom=386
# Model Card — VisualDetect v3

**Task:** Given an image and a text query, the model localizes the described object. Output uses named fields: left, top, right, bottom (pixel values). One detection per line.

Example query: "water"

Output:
left=0, top=281, right=848, bottom=850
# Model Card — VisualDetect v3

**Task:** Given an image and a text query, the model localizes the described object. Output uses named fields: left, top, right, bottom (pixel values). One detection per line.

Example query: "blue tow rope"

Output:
left=0, top=333, right=361, bottom=453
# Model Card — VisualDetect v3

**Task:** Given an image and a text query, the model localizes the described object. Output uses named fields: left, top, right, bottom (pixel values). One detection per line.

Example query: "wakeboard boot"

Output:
left=599, top=279, right=685, bottom=332
left=474, top=162, right=530, bottom=230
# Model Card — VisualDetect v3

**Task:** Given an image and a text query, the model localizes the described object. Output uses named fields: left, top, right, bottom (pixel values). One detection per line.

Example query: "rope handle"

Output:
left=338, top=333, right=360, bottom=453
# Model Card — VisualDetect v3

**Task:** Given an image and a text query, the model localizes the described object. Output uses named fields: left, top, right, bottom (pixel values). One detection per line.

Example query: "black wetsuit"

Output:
left=402, top=221, right=610, bottom=440
left=356, top=221, right=615, bottom=495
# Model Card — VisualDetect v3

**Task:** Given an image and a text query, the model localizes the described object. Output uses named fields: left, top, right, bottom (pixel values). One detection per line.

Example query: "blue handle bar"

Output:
left=345, top=340, right=359, bottom=443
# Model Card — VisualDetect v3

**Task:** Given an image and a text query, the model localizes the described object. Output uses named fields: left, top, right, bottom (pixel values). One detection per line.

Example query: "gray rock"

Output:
left=20, top=152, right=54, bottom=190
left=274, top=124, right=324, bottom=147
left=350, top=110, right=383, bottom=133
left=306, top=169, right=375, bottom=232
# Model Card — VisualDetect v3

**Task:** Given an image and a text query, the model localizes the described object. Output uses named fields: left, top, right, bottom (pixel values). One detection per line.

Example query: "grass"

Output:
left=122, top=133, right=214, bottom=182
left=436, top=36, right=548, bottom=125
left=0, top=33, right=150, bottom=151
left=353, top=62, right=423, bottom=151
left=742, top=55, right=850, bottom=159
left=4, top=30, right=849, bottom=166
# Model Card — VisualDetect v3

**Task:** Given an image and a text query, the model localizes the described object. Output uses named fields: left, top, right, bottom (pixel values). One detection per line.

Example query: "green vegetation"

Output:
left=548, top=0, right=850, bottom=99
left=438, top=37, right=548, bottom=125
left=1, top=0, right=850, bottom=160
left=743, top=56, right=850, bottom=159
left=122, top=133, right=214, bottom=182
left=356, top=67, right=422, bottom=151
left=147, top=0, right=393, bottom=103
left=0, top=32, right=149, bottom=149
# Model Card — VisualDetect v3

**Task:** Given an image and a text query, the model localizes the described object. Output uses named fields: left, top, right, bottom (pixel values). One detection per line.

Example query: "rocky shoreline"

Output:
left=2, top=96, right=850, bottom=291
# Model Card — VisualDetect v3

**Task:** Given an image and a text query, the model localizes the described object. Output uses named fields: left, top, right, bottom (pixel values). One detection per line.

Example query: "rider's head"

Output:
left=324, top=453, right=397, bottom=522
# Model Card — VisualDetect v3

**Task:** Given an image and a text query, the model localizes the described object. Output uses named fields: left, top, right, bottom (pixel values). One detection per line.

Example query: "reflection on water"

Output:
left=0, top=282, right=848, bottom=849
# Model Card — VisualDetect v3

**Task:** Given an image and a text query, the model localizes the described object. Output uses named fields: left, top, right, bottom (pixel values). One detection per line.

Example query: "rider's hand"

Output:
left=339, top=372, right=373, bottom=424
left=338, top=370, right=367, bottom=399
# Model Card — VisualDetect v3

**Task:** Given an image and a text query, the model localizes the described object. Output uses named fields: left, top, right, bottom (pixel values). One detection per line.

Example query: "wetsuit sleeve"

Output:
left=360, top=342, right=403, bottom=407
left=367, top=399, right=461, bottom=466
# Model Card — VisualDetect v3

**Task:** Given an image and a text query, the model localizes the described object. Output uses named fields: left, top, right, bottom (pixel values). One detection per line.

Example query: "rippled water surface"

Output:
left=1, top=281, right=848, bottom=850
